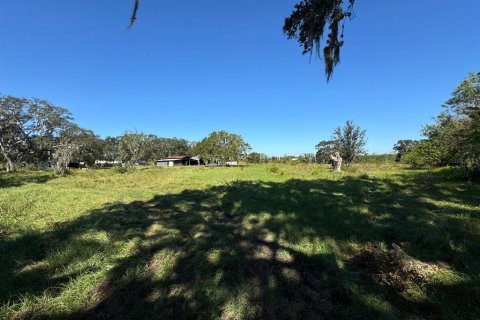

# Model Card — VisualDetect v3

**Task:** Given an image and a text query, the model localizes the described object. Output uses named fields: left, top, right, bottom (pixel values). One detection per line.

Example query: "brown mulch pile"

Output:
left=353, top=243, right=440, bottom=292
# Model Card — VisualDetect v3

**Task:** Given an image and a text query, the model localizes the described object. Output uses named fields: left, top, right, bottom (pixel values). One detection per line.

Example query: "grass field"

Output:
left=1, top=164, right=479, bottom=319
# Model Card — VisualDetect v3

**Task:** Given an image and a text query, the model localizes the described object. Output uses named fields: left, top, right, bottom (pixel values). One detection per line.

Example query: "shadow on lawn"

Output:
left=1, top=175, right=479, bottom=319
left=0, top=170, right=56, bottom=188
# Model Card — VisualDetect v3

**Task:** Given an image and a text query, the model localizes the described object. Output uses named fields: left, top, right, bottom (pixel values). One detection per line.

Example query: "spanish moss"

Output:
left=283, top=0, right=355, bottom=81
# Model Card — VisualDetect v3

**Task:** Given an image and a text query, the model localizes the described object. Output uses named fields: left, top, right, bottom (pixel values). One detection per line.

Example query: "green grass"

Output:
left=0, top=164, right=479, bottom=319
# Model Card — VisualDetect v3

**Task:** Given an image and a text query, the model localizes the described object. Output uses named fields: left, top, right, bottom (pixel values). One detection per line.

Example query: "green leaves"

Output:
left=403, top=140, right=443, bottom=168
left=194, top=131, right=250, bottom=165
left=443, top=72, right=480, bottom=117
left=405, top=72, right=480, bottom=177
left=332, top=120, right=366, bottom=164
left=0, top=95, right=73, bottom=171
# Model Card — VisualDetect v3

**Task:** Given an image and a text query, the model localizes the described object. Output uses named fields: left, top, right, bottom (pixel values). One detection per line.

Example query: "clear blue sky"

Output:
left=1, top=1, right=479, bottom=155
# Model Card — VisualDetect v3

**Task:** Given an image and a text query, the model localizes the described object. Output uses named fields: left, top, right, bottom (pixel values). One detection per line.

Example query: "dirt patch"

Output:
left=353, top=243, right=440, bottom=292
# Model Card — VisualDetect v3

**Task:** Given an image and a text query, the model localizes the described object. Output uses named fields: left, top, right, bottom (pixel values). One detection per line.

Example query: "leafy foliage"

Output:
left=406, top=72, right=480, bottom=177
left=246, top=152, right=269, bottom=164
left=100, top=136, right=121, bottom=162
left=193, top=130, right=250, bottom=165
left=393, top=140, right=419, bottom=162
left=403, top=140, right=443, bottom=169
left=298, top=153, right=316, bottom=163
left=315, top=121, right=366, bottom=165
left=332, top=120, right=367, bottom=164
left=444, top=72, right=480, bottom=116
left=118, top=131, right=149, bottom=166
left=315, top=140, right=336, bottom=163
left=0, top=95, right=72, bottom=172
left=52, top=125, right=101, bottom=173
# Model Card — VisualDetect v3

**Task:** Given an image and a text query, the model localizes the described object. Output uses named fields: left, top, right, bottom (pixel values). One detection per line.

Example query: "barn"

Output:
left=156, top=156, right=200, bottom=167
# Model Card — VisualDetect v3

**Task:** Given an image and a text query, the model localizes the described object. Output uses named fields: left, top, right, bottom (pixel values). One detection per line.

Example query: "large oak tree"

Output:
left=0, top=96, right=72, bottom=172
left=194, top=130, right=250, bottom=165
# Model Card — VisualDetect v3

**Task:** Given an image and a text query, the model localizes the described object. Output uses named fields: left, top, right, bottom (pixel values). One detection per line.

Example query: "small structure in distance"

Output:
left=156, top=156, right=200, bottom=167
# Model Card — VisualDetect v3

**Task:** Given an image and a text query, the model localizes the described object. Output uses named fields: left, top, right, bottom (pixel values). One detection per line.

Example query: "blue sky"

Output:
left=1, top=1, right=479, bottom=156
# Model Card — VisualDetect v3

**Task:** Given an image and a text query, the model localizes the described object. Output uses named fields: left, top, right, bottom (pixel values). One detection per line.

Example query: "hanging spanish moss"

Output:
left=128, top=0, right=355, bottom=81
left=283, top=0, right=355, bottom=81
left=128, top=0, right=140, bottom=29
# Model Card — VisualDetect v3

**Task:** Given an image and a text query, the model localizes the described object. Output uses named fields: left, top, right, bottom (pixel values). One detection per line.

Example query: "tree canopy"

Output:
left=315, top=120, right=366, bottom=164
left=393, top=140, right=418, bottom=162
left=332, top=120, right=366, bottom=164
left=193, top=130, right=250, bottom=165
left=0, top=96, right=72, bottom=172
left=402, top=72, right=480, bottom=177
left=315, top=140, right=336, bottom=163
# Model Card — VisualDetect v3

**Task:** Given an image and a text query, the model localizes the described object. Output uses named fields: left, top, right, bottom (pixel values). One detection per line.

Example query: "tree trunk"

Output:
left=330, top=152, right=343, bottom=173
left=0, top=142, right=15, bottom=172
left=6, top=158, right=15, bottom=172
left=3, top=154, right=15, bottom=172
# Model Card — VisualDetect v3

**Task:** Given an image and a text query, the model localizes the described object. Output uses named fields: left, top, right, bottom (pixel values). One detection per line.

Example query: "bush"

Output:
left=403, top=141, right=442, bottom=168
left=113, top=166, right=131, bottom=174
left=268, top=165, right=279, bottom=173
left=358, top=154, right=395, bottom=164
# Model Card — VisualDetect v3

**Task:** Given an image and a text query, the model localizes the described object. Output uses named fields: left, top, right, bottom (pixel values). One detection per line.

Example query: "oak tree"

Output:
left=0, top=95, right=72, bottom=172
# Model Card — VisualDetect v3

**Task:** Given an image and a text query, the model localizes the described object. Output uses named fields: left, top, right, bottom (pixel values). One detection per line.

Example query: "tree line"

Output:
left=2, top=71, right=478, bottom=175
left=312, top=71, right=480, bottom=178
left=393, top=72, right=480, bottom=178
left=0, top=96, right=250, bottom=173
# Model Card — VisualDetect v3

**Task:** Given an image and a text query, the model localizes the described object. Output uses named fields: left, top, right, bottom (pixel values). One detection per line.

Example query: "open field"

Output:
left=1, top=164, right=479, bottom=319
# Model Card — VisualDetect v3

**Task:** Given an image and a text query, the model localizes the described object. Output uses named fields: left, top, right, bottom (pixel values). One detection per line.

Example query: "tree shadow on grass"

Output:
left=1, top=175, right=479, bottom=319
left=0, top=170, right=57, bottom=188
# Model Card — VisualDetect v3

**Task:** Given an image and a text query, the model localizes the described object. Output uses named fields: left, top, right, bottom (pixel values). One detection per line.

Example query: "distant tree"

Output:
left=99, top=134, right=193, bottom=164
left=118, top=131, right=148, bottom=165
left=194, top=130, right=250, bottom=165
left=315, top=140, right=336, bottom=163
left=101, top=136, right=121, bottom=161
left=51, top=124, right=99, bottom=173
left=246, top=152, right=269, bottom=164
left=128, top=0, right=356, bottom=80
left=71, top=130, right=103, bottom=166
left=52, top=144, right=77, bottom=174
left=393, top=140, right=418, bottom=162
left=358, top=153, right=394, bottom=164
left=414, top=72, right=480, bottom=176
left=298, top=153, right=316, bottom=163
left=332, top=120, right=367, bottom=164
left=162, top=137, right=191, bottom=158
left=0, top=95, right=72, bottom=172
left=141, top=136, right=192, bottom=161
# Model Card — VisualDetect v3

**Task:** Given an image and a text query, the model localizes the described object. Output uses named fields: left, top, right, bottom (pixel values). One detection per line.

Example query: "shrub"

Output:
left=403, top=141, right=442, bottom=168
left=268, top=165, right=279, bottom=173
left=113, top=166, right=131, bottom=174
